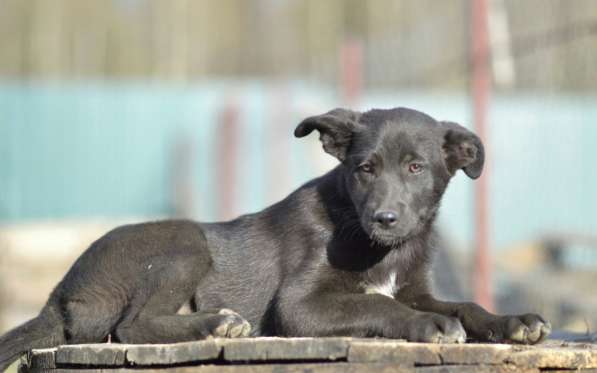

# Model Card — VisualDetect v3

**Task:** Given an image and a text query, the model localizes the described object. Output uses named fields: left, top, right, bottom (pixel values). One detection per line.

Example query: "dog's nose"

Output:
left=374, top=211, right=398, bottom=228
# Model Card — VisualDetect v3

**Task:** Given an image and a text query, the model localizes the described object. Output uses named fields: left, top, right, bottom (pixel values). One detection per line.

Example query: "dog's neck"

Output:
left=313, top=165, right=362, bottom=229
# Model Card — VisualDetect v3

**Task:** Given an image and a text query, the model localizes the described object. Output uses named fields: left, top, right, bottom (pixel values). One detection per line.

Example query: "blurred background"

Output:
left=1, top=0, right=596, bottom=352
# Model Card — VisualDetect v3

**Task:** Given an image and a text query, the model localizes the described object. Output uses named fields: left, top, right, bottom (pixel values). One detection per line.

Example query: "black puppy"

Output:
left=0, top=107, right=550, bottom=370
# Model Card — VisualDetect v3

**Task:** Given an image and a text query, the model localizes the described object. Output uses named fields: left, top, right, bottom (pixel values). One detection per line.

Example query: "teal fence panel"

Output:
left=1, top=82, right=596, bottom=253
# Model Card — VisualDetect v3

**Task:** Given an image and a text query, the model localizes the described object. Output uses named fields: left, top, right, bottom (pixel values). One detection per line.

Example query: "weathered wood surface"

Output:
left=19, top=337, right=597, bottom=372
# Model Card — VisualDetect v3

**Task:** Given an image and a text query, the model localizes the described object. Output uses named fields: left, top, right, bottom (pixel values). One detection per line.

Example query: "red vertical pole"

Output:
left=217, top=101, right=239, bottom=221
left=471, top=0, right=494, bottom=311
left=339, top=38, right=363, bottom=106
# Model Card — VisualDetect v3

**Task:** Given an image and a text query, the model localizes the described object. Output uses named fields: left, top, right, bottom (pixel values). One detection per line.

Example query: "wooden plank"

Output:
left=20, top=363, right=545, bottom=373
left=348, top=340, right=440, bottom=365
left=22, top=338, right=597, bottom=371
left=39, top=363, right=415, bottom=372
left=20, top=348, right=56, bottom=371
left=55, top=344, right=127, bottom=366
left=415, top=366, right=538, bottom=373
left=438, top=343, right=513, bottom=364
left=507, top=347, right=597, bottom=369
left=220, top=337, right=349, bottom=362
left=126, top=340, right=220, bottom=366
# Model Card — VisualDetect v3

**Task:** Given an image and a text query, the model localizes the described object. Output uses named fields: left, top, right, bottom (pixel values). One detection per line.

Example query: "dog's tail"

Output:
left=0, top=309, right=63, bottom=372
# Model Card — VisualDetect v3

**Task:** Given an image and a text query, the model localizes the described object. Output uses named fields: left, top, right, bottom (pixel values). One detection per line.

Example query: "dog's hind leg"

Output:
left=115, top=309, right=251, bottom=343
left=61, top=297, right=126, bottom=344
left=114, top=255, right=251, bottom=343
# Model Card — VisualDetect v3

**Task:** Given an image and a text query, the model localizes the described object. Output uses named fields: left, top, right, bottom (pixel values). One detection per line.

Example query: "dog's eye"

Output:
left=358, top=163, right=374, bottom=173
left=408, top=163, right=423, bottom=174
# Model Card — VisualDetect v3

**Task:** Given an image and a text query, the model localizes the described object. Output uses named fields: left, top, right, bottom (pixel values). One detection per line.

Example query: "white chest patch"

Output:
left=364, top=271, right=398, bottom=299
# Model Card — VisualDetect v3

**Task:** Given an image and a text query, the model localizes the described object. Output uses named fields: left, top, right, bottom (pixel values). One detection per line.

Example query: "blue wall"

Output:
left=1, top=81, right=596, bottom=252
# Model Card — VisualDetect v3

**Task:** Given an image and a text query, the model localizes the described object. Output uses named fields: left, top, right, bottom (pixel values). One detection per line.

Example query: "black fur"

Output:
left=0, top=107, right=550, bottom=371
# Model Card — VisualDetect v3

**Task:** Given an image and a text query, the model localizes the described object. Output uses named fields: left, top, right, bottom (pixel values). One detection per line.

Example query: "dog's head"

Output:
left=295, top=107, right=484, bottom=246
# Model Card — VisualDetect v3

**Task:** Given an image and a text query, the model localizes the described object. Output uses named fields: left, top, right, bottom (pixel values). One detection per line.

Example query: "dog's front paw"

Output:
left=486, top=314, right=551, bottom=344
left=207, top=309, right=252, bottom=338
left=402, top=313, right=466, bottom=343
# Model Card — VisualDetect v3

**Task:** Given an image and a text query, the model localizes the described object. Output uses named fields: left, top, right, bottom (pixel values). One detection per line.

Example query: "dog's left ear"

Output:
left=294, top=108, right=361, bottom=161
left=440, top=121, right=485, bottom=179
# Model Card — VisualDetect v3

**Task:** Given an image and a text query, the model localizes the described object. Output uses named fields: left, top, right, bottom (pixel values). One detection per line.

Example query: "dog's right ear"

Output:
left=294, top=108, right=361, bottom=161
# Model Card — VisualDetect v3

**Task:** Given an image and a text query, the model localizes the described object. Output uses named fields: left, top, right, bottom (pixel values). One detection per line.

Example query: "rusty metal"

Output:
left=471, top=0, right=494, bottom=312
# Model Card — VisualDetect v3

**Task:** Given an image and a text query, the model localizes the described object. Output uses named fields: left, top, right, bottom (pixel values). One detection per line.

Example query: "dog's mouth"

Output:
left=352, top=208, right=421, bottom=248
left=367, top=227, right=408, bottom=248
